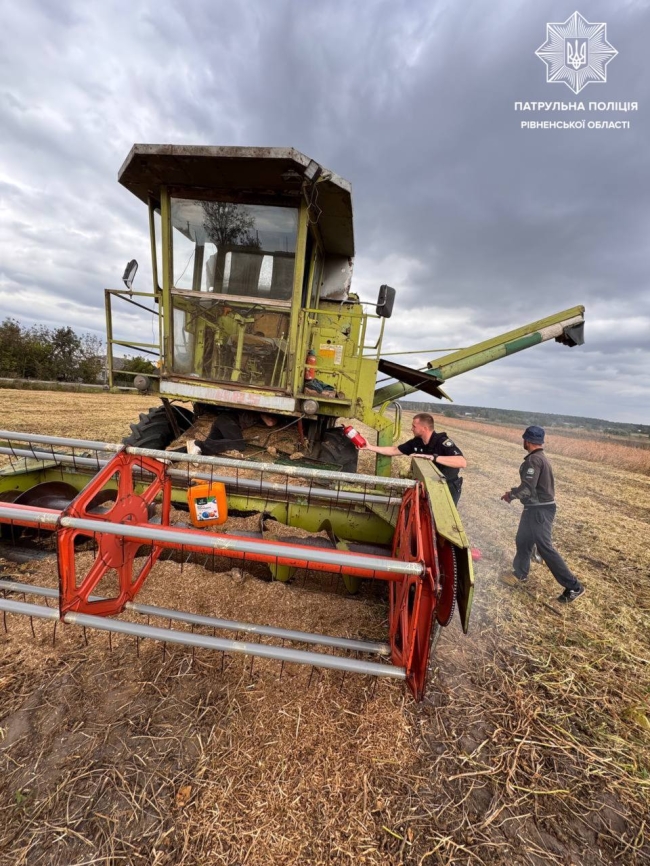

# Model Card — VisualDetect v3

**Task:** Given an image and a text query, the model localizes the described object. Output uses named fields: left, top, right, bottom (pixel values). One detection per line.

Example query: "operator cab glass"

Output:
left=169, top=197, right=298, bottom=388
left=171, top=199, right=297, bottom=298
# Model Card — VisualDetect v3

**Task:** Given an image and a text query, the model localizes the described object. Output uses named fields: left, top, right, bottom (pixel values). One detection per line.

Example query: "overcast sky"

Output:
left=1, top=0, right=648, bottom=423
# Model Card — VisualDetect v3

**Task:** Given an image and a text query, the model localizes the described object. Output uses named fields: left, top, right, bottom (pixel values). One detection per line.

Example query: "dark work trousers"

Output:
left=448, top=477, right=463, bottom=506
left=513, top=504, right=579, bottom=590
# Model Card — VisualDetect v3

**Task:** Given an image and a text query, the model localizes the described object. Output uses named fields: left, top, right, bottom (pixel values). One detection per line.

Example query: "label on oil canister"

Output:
left=195, top=496, right=220, bottom=521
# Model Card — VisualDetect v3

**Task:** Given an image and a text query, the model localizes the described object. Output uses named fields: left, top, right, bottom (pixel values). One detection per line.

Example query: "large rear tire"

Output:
left=123, top=404, right=194, bottom=449
left=316, top=428, right=359, bottom=473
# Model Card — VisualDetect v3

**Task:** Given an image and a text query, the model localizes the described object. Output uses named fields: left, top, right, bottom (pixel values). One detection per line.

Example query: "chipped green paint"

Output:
left=504, top=333, right=542, bottom=355
left=410, top=459, right=474, bottom=636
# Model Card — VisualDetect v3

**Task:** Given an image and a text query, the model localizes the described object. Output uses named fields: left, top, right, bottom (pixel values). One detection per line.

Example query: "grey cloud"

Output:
left=0, top=0, right=648, bottom=422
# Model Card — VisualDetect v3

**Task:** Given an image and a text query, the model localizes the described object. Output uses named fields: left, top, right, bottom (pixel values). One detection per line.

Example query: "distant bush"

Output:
left=0, top=319, right=103, bottom=384
left=114, top=356, right=157, bottom=386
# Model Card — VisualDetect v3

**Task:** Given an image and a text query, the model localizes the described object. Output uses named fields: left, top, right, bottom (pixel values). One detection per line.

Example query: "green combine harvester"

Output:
left=0, top=146, right=585, bottom=701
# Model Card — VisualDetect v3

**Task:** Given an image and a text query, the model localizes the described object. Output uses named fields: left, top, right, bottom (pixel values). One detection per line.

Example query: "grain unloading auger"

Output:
left=0, top=431, right=471, bottom=701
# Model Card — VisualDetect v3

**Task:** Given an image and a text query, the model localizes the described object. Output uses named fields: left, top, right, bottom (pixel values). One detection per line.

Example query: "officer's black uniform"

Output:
left=398, top=432, right=464, bottom=504
left=509, top=448, right=580, bottom=590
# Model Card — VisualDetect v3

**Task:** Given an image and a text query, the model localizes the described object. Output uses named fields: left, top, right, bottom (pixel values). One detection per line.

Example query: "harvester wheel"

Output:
left=317, top=428, right=358, bottom=473
left=123, top=404, right=194, bottom=449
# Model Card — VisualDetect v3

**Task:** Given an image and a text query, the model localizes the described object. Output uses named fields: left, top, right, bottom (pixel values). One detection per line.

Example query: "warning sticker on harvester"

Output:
left=195, top=496, right=220, bottom=522
left=319, top=344, right=343, bottom=365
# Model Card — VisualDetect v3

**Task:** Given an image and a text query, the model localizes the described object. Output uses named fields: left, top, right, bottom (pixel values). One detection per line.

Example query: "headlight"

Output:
left=302, top=399, right=319, bottom=415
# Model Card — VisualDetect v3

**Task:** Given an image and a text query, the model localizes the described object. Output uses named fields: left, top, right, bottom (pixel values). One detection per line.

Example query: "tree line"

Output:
left=0, top=318, right=104, bottom=383
left=0, top=318, right=159, bottom=386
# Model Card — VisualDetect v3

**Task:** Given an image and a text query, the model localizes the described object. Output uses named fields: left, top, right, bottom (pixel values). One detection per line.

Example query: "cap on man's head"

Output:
left=523, top=425, right=545, bottom=445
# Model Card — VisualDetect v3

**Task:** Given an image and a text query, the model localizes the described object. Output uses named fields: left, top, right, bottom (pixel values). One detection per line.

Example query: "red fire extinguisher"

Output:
left=343, top=425, right=367, bottom=448
left=305, top=348, right=317, bottom=382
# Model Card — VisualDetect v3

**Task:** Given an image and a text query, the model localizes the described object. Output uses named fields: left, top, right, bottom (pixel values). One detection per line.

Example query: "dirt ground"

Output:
left=0, top=392, right=648, bottom=865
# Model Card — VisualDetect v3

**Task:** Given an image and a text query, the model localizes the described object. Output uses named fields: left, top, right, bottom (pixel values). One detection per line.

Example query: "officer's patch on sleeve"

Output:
left=443, top=439, right=453, bottom=447
left=526, top=467, right=535, bottom=476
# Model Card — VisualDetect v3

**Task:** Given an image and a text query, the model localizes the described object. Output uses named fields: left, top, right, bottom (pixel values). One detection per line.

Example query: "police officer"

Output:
left=502, top=425, right=585, bottom=603
left=362, top=413, right=466, bottom=504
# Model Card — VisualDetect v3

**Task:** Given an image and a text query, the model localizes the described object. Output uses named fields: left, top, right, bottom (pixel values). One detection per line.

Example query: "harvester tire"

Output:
left=123, top=405, right=194, bottom=450
left=317, top=428, right=359, bottom=473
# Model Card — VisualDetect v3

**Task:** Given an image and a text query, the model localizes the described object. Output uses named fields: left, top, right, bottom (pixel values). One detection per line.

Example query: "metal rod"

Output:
left=0, top=447, right=105, bottom=469
left=0, top=431, right=120, bottom=452
left=60, top=516, right=423, bottom=576
left=0, top=580, right=391, bottom=656
left=167, top=468, right=404, bottom=507
left=0, top=504, right=422, bottom=576
left=128, top=446, right=415, bottom=489
left=380, top=348, right=464, bottom=356
left=0, top=447, right=404, bottom=507
left=0, top=598, right=405, bottom=679
left=0, top=505, right=59, bottom=526
left=0, top=430, right=414, bottom=489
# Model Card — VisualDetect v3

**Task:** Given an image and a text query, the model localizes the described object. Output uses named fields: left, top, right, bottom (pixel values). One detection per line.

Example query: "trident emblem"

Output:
left=566, top=39, right=587, bottom=70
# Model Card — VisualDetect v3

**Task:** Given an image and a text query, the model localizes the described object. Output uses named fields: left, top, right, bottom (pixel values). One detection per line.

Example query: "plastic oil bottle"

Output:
left=187, top=481, right=228, bottom=528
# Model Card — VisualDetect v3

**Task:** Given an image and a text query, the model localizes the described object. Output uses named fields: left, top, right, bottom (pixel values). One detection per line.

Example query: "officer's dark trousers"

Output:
left=448, top=477, right=463, bottom=506
left=513, top=504, right=579, bottom=590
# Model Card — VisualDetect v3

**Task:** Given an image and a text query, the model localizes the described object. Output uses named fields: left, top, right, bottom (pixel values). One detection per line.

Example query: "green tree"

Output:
left=0, top=319, right=23, bottom=376
left=24, top=325, right=54, bottom=379
left=50, top=327, right=82, bottom=381
left=77, top=334, right=104, bottom=383
left=0, top=319, right=104, bottom=383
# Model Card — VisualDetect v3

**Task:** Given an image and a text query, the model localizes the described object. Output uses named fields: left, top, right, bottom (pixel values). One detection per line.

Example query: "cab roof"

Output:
left=118, top=144, right=354, bottom=257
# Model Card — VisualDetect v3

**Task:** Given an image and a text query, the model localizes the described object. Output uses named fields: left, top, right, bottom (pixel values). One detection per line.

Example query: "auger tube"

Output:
left=372, top=306, right=585, bottom=406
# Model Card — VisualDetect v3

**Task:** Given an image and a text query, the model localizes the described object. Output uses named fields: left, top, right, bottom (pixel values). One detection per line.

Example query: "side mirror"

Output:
left=122, top=259, right=139, bottom=290
left=376, top=284, right=396, bottom=319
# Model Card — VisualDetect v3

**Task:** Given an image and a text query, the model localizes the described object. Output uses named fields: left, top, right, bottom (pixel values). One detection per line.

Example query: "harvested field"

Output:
left=425, top=416, right=650, bottom=476
left=0, top=392, right=649, bottom=865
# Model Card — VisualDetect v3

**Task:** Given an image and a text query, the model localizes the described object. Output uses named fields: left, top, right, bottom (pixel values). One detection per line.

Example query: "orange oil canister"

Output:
left=187, top=481, right=228, bottom=528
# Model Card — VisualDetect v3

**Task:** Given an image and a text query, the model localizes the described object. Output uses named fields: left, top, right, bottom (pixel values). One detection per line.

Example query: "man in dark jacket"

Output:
left=362, top=413, right=467, bottom=504
left=502, top=425, right=585, bottom=603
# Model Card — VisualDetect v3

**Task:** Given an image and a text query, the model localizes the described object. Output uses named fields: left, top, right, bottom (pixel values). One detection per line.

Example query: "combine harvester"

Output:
left=0, top=146, right=585, bottom=700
